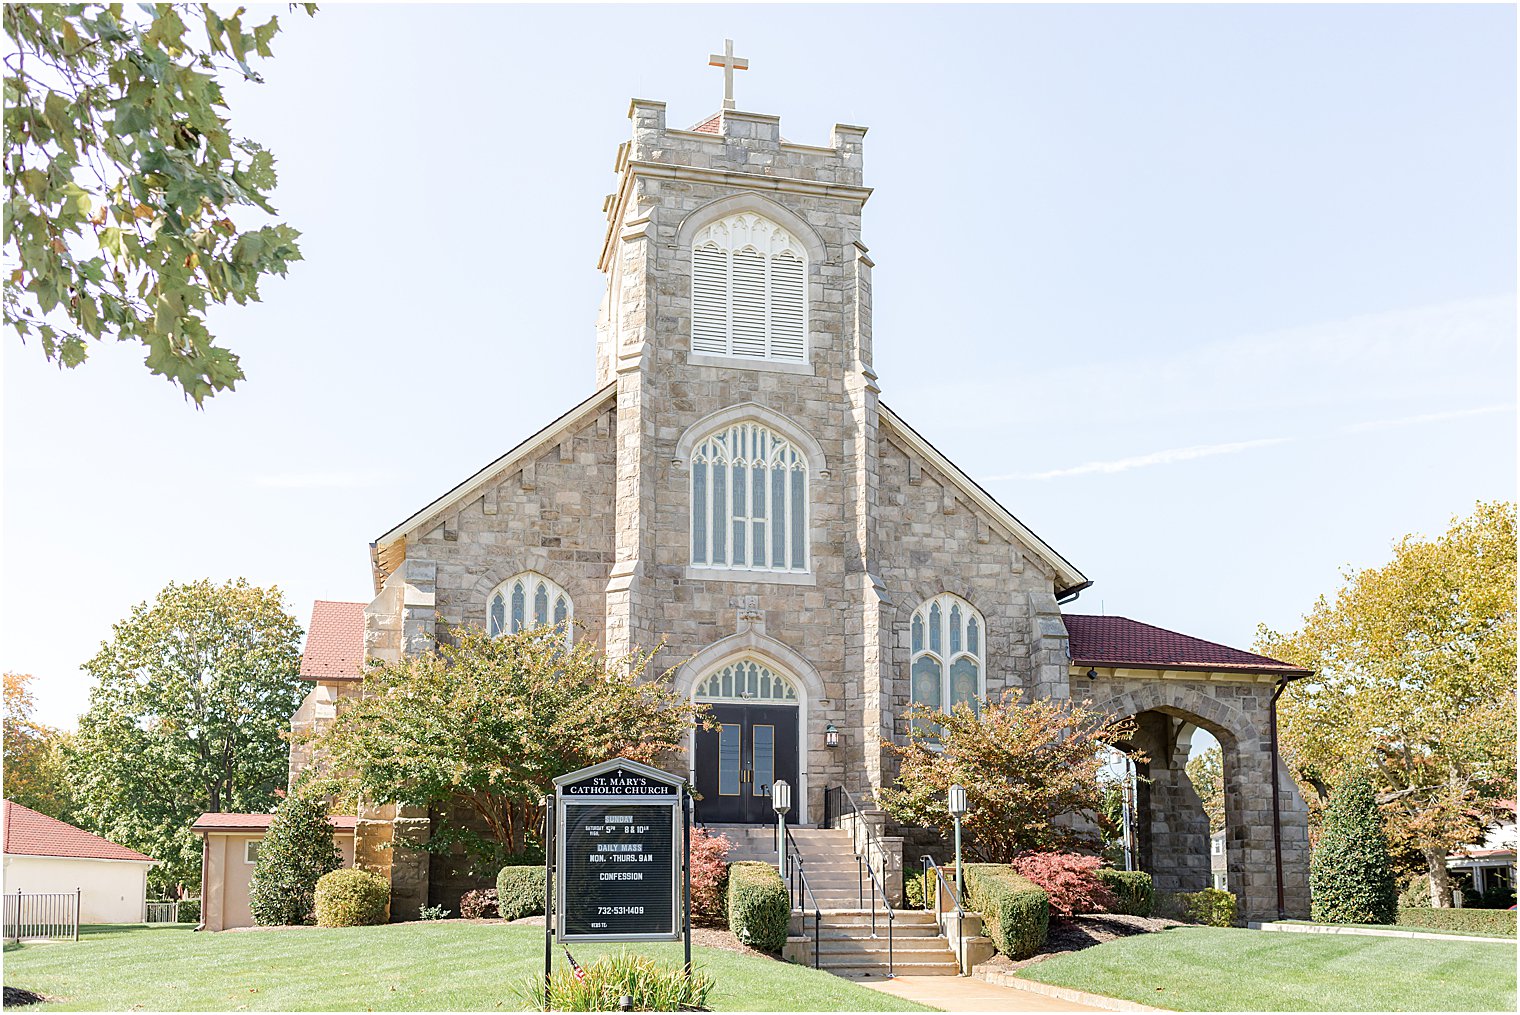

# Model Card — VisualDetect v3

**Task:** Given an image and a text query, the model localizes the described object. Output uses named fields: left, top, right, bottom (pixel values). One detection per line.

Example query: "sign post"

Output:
left=544, top=758, right=692, bottom=1001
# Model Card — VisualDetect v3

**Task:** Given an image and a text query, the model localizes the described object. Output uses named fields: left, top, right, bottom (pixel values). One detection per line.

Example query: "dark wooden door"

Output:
left=693, top=704, right=799, bottom=824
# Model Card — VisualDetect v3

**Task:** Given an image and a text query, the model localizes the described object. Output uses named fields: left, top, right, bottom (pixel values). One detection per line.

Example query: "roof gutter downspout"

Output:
left=1269, top=672, right=1311, bottom=920
left=1056, top=580, right=1093, bottom=605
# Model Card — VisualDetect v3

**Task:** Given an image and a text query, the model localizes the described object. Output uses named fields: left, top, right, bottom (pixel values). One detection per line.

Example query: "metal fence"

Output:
left=145, top=901, right=180, bottom=924
left=3, top=889, right=80, bottom=942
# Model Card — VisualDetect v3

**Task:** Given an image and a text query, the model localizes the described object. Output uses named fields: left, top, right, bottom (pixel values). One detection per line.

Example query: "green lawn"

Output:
left=1018, top=925, right=1517, bottom=1012
left=3, top=923, right=931, bottom=1012
left=1276, top=919, right=1516, bottom=940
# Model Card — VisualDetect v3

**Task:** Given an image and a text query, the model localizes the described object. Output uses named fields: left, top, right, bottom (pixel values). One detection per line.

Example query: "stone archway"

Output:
left=1087, top=679, right=1310, bottom=921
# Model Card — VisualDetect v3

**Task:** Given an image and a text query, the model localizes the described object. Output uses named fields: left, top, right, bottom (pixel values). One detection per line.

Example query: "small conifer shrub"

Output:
left=1310, top=775, right=1398, bottom=924
left=248, top=795, right=343, bottom=925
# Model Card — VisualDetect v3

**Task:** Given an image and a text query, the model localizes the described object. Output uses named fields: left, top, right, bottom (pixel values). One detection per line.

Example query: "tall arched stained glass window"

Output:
left=690, top=421, right=809, bottom=574
left=487, top=572, right=573, bottom=648
left=908, top=593, right=985, bottom=724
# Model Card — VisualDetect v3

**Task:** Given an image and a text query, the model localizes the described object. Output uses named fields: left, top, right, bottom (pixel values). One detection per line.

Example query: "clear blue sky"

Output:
left=4, top=3, right=1515, bottom=729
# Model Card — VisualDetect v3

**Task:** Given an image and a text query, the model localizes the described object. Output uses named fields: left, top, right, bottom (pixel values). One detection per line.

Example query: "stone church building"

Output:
left=286, top=59, right=1311, bottom=926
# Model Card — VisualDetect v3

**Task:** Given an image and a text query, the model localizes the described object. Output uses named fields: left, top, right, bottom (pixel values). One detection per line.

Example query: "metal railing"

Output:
left=921, top=856, right=968, bottom=974
left=4, top=889, right=80, bottom=943
left=145, top=901, right=180, bottom=924
left=823, top=785, right=894, bottom=977
left=780, top=825, right=822, bottom=969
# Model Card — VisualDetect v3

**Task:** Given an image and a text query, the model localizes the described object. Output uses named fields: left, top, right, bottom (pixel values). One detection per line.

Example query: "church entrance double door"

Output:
left=694, top=704, right=799, bottom=824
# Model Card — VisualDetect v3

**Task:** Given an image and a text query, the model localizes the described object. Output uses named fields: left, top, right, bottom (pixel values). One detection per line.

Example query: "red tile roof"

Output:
left=689, top=112, right=722, bottom=134
left=299, top=600, right=367, bottom=681
left=3, top=800, right=155, bottom=862
left=1065, top=614, right=1312, bottom=676
left=191, top=812, right=358, bottom=834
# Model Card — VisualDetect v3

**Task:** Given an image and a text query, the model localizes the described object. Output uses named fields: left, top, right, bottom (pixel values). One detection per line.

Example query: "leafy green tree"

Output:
left=249, top=792, right=342, bottom=925
left=1259, top=501, right=1516, bottom=907
left=1186, top=746, right=1225, bottom=835
left=3, top=2, right=314, bottom=404
left=3, top=671, right=75, bottom=819
left=307, top=626, right=704, bottom=872
left=878, top=692, right=1135, bottom=861
left=1310, top=776, right=1399, bottom=924
left=68, top=578, right=305, bottom=893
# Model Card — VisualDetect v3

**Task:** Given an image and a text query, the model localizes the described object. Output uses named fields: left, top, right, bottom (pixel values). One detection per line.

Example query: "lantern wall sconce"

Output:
left=824, top=722, right=839, bottom=748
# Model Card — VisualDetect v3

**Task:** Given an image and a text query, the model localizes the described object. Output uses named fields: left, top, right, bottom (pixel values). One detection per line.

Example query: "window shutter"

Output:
left=769, top=252, right=805, bottom=360
left=691, top=245, right=729, bottom=355
left=729, top=249, right=768, bottom=359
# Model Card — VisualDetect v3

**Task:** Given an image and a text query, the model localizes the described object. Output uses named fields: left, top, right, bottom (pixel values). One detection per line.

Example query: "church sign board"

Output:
left=552, top=758, right=686, bottom=943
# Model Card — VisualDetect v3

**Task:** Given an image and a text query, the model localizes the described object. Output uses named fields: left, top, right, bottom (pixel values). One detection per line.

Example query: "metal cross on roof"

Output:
left=708, top=39, right=748, bottom=111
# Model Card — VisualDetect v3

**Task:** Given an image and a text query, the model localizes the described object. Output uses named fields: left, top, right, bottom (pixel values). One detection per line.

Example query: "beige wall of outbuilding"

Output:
left=2, top=854, right=152, bottom=923
left=200, top=831, right=354, bottom=931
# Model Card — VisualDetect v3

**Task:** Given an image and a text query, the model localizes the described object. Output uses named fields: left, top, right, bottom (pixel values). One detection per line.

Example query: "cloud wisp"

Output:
left=992, top=437, right=1293, bottom=482
left=1342, top=403, right=1515, bottom=434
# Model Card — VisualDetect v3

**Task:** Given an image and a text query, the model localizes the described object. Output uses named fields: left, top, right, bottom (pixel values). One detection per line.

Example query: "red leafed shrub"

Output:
left=690, top=826, right=732, bottom=927
left=1010, top=852, right=1114, bottom=916
left=460, top=888, right=498, bottom=919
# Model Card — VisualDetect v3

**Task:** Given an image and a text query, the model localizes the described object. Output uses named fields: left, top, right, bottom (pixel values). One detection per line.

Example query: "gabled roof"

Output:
left=191, top=812, right=358, bottom=834
left=1065, top=614, right=1312, bottom=676
left=877, top=403, right=1090, bottom=598
left=689, top=112, right=722, bottom=134
left=299, top=600, right=367, bottom=682
left=372, top=384, right=617, bottom=555
left=3, top=800, right=155, bottom=862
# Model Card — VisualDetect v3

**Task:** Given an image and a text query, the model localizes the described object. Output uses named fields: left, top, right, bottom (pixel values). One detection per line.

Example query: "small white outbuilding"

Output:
left=2, top=799, right=157, bottom=923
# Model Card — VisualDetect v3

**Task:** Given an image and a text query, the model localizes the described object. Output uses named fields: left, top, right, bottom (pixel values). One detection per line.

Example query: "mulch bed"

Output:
left=4, top=987, right=46, bottom=1008
left=978, top=914, right=1185, bottom=972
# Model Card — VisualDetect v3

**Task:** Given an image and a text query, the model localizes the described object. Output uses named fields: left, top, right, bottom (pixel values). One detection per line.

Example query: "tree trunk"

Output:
left=1425, top=848, right=1454, bottom=908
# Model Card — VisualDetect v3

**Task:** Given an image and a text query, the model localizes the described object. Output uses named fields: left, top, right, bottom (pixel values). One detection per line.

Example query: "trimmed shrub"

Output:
left=1398, top=873, right=1434, bottom=908
left=1309, top=776, right=1398, bottom=924
left=1176, top=887, right=1236, bottom=927
left=1010, top=852, right=1114, bottom=916
left=725, top=861, right=789, bottom=952
left=1395, top=907, right=1517, bottom=936
left=177, top=898, right=201, bottom=924
left=248, top=795, right=344, bottom=926
left=904, top=868, right=930, bottom=910
left=314, top=868, right=389, bottom=927
left=1095, top=869, right=1153, bottom=917
left=497, top=865, right=547, bottom=922
left=689, top=826, right=731, bottom=927
left=964, top=863, right=1049, bottom=959
left=511, top=950, right=714, bottom=1012
left=460, top=888, right=498, bottom=920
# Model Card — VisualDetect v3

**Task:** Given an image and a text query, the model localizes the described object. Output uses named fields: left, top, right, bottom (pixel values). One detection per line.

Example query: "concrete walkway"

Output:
left=1253, top=920, right=1515, bottom=944
left=856, top=974, right=1105, bottom=1012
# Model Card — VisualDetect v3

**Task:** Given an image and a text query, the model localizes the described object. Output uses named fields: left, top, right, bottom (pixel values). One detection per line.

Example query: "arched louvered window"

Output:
left=909, top=594, right=984, bottom=723
left=691, top=213, right=807, bottom=362
left=690, top=421, right=808, bottom=573
left=487, top=572, right=573, bottom=647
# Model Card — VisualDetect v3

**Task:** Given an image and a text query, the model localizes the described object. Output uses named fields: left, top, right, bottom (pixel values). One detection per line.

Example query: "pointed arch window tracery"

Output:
left=909, top=593, right=985, bottom=722
left=691, top=213, right=807, bottom=362
left=690, top=421, right=809, bottom=574
left=487, top=572, right=573, bottom=647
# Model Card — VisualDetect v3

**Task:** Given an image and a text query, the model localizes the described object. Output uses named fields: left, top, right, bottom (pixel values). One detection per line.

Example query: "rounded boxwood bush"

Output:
left=497, top=865, right=547, bottom=921
left=314, top=868, right=389, bottom=927
left=1310, top=776, right=1398, bottom=924
left=1095, top=868, right=1153, bottom=917
left=725, top=861, right=790, bottom=952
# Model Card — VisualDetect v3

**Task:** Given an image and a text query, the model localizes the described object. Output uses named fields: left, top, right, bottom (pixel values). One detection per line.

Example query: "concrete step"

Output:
left=826, top=961, right=960, bottom=978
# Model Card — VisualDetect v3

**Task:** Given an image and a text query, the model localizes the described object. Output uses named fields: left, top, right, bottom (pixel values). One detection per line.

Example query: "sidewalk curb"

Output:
left=1251, top=920, right=1515, bottom=944
left=975, top=970, right=1172, bottom=1012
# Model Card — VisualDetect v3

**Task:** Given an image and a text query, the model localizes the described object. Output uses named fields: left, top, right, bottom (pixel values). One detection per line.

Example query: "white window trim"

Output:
left=688, top=421, right=811, bottom=577
left=908, top=593, right=987, bottom=717
left=686, top=352, right=815, bottom=376
left=487, top=571, right=574, bottom=648
left=689, top=212, right=809, bottom=364
left=244, top=840, right=260, bottom=865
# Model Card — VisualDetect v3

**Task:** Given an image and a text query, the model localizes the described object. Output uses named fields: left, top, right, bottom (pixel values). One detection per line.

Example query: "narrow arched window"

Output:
left=690, top=422, right=808, bottom=573
left=691, top=213, right=807, bottom=362
left=909, top=594, right=984, bottom=721
left=487, top=572, right=573, bottom=647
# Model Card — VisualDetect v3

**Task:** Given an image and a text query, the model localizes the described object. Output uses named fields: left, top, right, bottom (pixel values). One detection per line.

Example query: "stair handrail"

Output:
left=822, top=785, right=892, bottom=889
left=781, top=825, right=822, bottom=970
left=920, top=855, right=968, bottom=975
